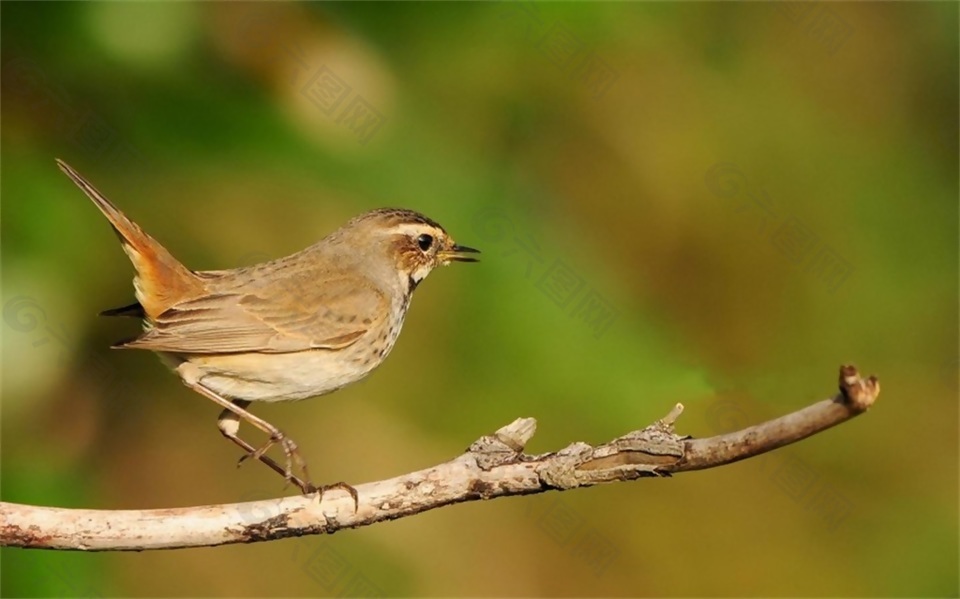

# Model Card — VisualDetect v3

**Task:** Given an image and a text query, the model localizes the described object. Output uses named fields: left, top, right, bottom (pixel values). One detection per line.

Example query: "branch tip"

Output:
left=494, top=417, right=538, bottom=451
left=468, top=418, right=538, bottom=470
left=661, top=403, right=684, bottom=426
left=838, top=364, right=880, bottom=411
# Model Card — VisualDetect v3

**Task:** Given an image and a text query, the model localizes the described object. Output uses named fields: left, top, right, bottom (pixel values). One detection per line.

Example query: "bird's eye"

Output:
left=417, top=234, right=434, bottom=252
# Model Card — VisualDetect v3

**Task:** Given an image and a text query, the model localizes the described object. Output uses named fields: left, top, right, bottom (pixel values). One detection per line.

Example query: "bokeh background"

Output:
left=2, top=2, right=957, bottom=597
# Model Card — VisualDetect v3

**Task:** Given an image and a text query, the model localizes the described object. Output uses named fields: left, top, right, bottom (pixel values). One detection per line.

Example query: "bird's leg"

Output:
left=217, top=401, right=358, bottom=508
left=216, top=400, right=314, bottom=493
left=180, top=376, right=314, bottom=493
left=241, top=428, right=311, bottom=485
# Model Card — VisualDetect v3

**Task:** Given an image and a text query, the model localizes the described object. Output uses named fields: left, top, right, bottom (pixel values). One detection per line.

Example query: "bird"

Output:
left=56, top=159, right=479, bottom=500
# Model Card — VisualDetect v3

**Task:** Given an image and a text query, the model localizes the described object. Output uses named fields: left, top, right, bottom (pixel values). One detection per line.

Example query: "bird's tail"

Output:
left=56, top=159, right=202, bottom=320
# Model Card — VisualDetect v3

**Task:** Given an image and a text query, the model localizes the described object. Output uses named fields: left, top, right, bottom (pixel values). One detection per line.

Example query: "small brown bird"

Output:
left=57, top=159, right=479, bottom=498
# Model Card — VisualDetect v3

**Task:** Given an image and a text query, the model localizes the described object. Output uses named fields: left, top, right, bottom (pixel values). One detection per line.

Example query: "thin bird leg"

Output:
left=217, top=401, right=358, bottom=508
left=219, top=403, right=359, bottom=509
left=180, top=378, right=314, bottom=493
left=217, top=401, right=313, bottom=493
left=241, top=427, right=311, bottom=486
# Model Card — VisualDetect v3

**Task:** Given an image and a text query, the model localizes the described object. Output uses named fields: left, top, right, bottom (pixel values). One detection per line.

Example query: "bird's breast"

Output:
left=178, top=291, right=415, bottom=403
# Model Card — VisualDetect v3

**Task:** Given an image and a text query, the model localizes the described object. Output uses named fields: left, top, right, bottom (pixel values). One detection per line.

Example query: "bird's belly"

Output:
left=178, top=347, right=385, bottom=403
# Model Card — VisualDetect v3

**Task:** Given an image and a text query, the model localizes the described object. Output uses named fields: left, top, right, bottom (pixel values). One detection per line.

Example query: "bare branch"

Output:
left=0, top=365, right=879, bottom=552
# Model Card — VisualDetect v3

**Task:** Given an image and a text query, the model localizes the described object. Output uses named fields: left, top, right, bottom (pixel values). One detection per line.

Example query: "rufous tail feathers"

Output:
left=56, top=159, right=202, bottom=320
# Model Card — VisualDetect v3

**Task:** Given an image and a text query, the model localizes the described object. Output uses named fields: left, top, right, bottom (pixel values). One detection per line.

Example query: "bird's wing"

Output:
left=118, top=273, right=387, bottom=354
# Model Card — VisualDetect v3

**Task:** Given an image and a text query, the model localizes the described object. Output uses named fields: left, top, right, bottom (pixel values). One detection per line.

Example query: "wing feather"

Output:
left=119, top=273, right=386, bottom=354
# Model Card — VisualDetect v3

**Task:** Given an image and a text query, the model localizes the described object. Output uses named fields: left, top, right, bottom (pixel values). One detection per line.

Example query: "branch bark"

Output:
left=0, top=365, right=879, bottom=552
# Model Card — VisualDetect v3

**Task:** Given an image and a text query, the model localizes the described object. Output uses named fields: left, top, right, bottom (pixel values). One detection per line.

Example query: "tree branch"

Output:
left=0, top=365, right=879, bottom=552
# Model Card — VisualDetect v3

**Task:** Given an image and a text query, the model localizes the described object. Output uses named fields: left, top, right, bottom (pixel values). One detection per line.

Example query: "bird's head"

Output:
left=340, top=208, right=479, bottom=289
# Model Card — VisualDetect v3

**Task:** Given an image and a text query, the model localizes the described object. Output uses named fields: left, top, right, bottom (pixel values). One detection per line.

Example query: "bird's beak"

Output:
left=442, top=244, right=481, bottom=263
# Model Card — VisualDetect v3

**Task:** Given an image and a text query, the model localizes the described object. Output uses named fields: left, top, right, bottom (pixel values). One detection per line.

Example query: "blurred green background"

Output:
left=2, top=2, right=957, bottom=597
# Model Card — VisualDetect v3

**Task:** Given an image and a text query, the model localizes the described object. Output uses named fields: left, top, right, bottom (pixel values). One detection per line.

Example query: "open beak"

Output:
left=442, top=244, right=481, bottom=263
